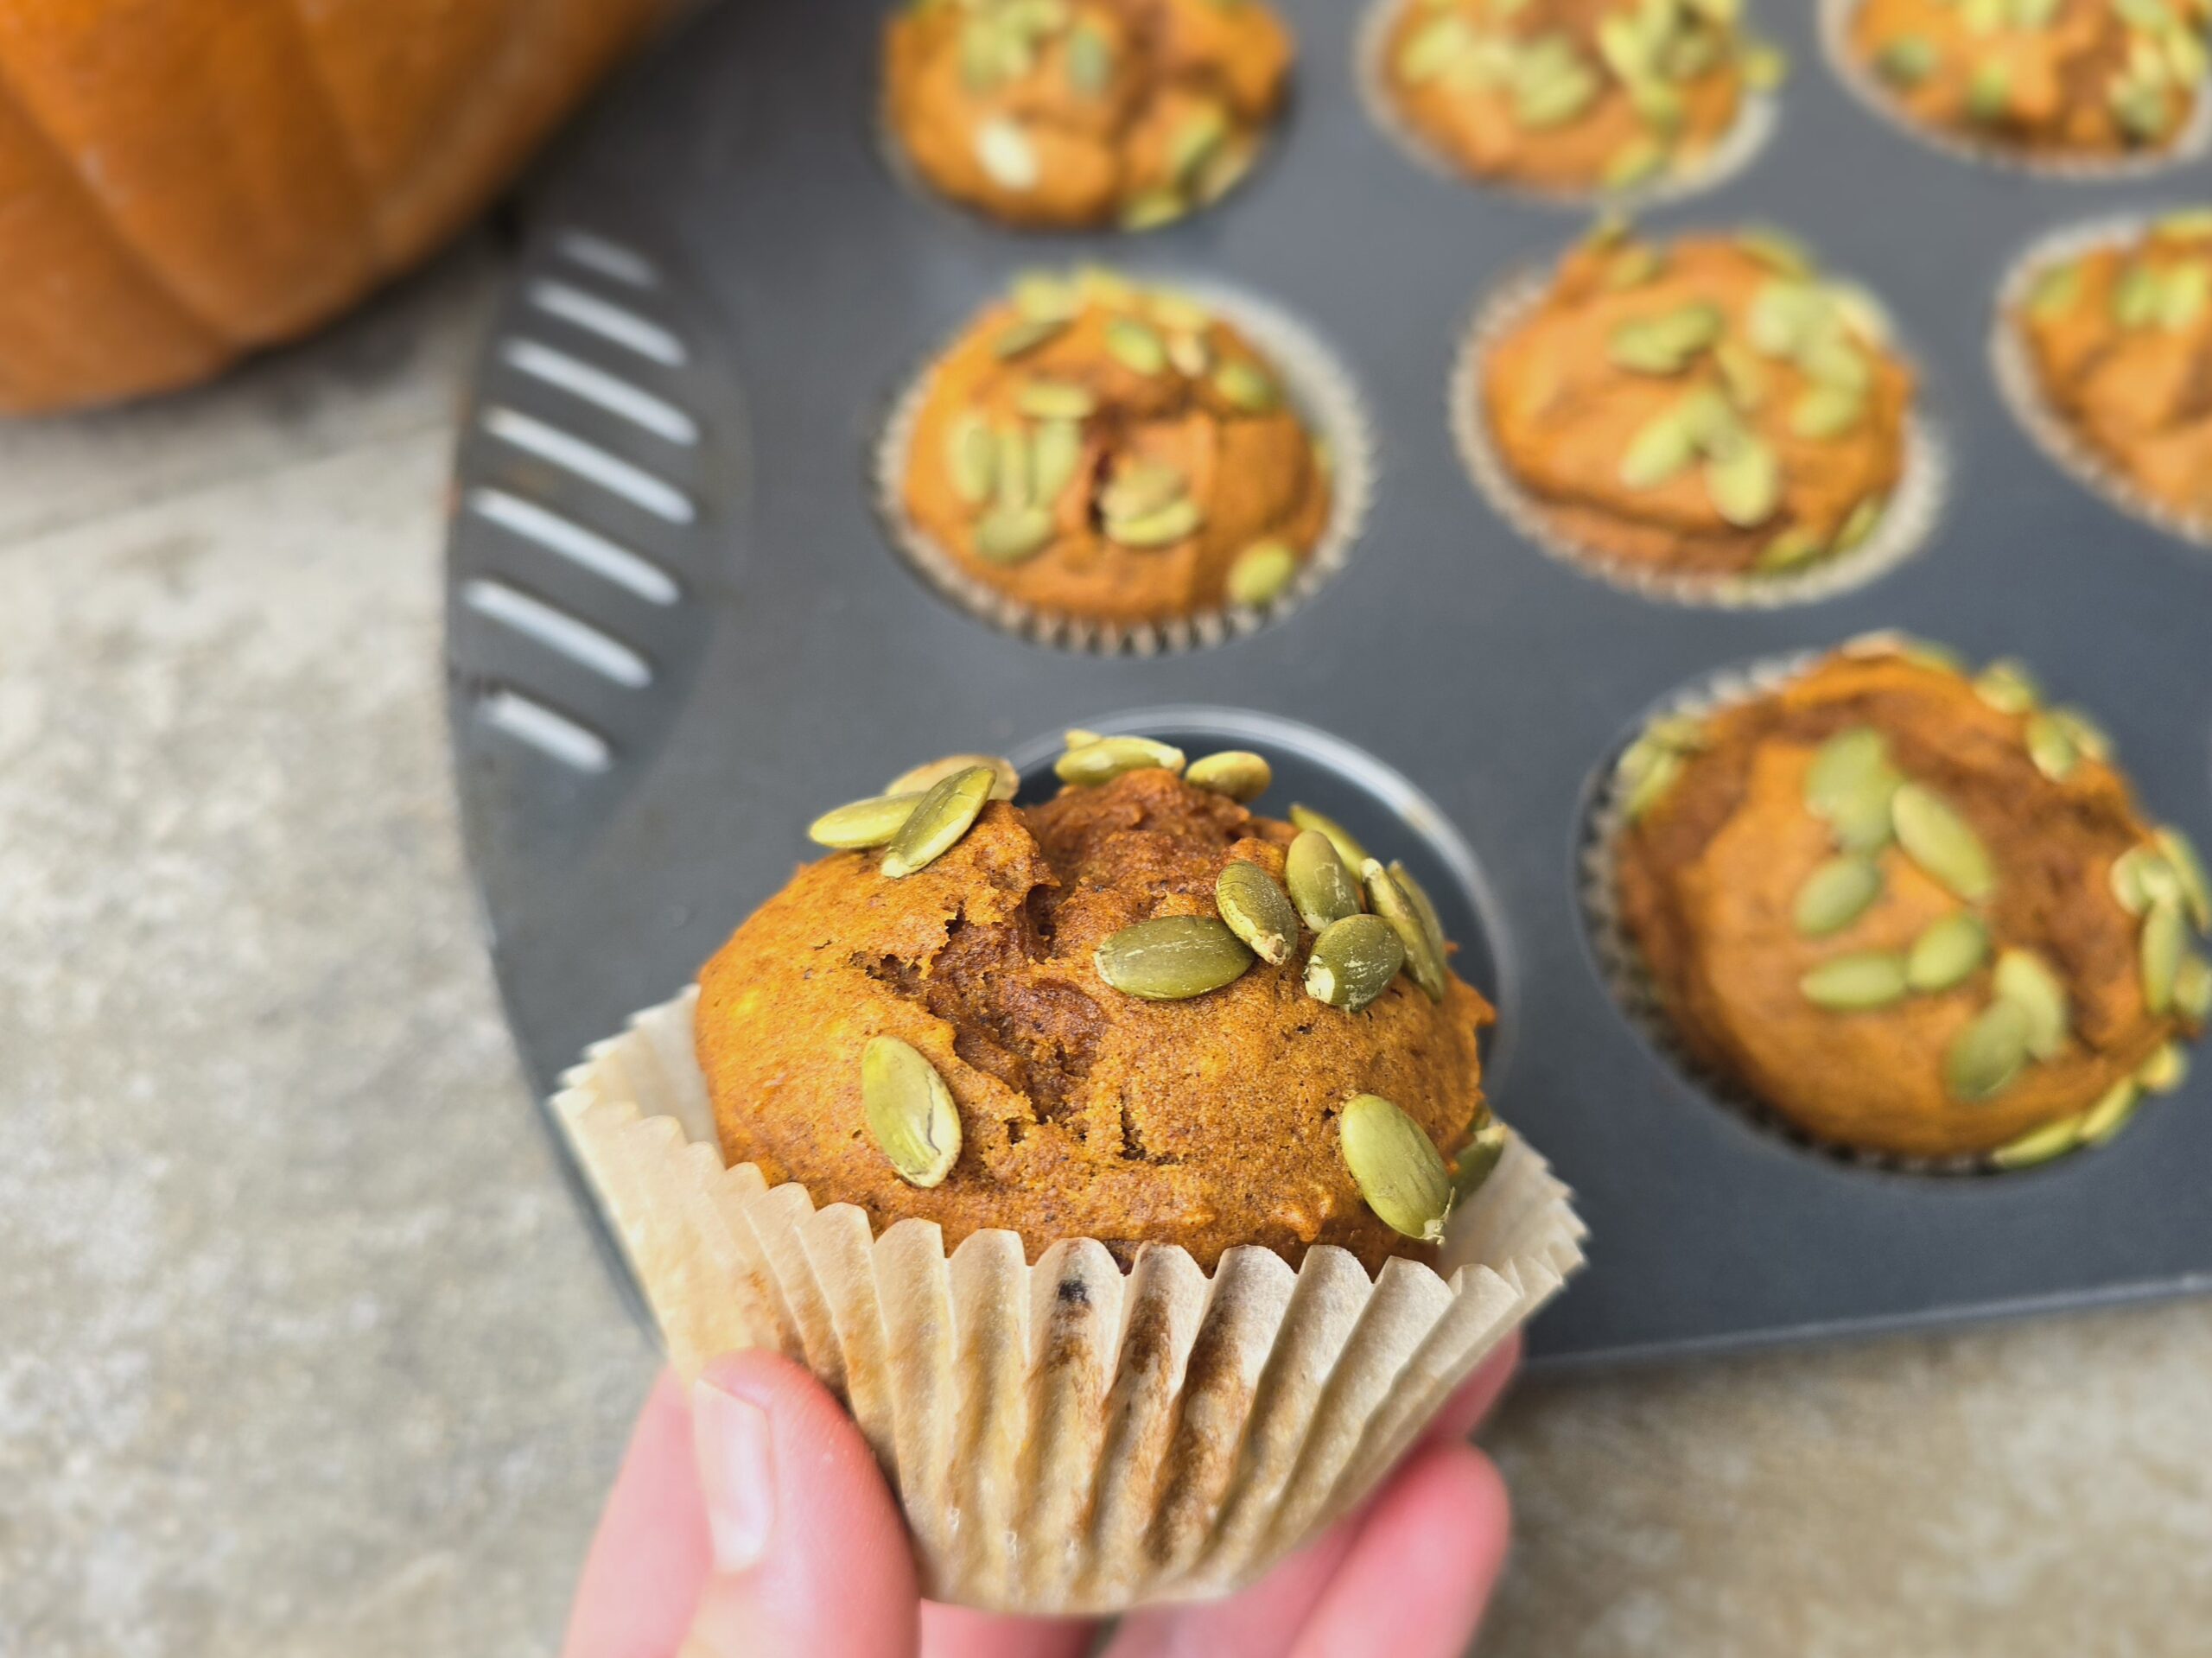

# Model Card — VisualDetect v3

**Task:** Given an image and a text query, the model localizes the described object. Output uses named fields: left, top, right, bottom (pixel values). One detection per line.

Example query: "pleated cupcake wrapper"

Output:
left=555, top=986, right=1586, bottom=1615
left=874, top=279, right=1374, bottom=657
left=1990, top=213, right=2212, bottom=550
left=1819, top=0, right=2212, bottom=182
left=1451, top=268, right=1949, bottom=609
left=1353, top=0, right=1778, bottom=208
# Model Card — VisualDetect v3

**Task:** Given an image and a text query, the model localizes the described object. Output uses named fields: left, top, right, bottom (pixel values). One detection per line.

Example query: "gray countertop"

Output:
left=4, top=239, right=2207, bottom=1657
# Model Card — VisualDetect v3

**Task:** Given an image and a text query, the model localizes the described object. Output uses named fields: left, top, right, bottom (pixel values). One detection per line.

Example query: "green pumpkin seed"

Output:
left=1892, top=784, right=1996, bottom=903
left=1099, top=460, right=1186, bottom=521
left=1215, top=860, right=1299, bottom=965
left=1363, top=859, right=1448, bottom=1002
left=1801, top=950, right=1910, bottom=1010
left=1993, top=949, right=2069, bottom=1059
left=1601, top=135, right=1667, bottom=192
left=2138, top=1039, right=2190, bottom=1095
left=1836, top=494, right=1885, bottom=551
left=1055, top=734, right=1186, bottom=785
left=1704, top=436, right=1783, bottom=527
left=1065, top=22, right=1113, bottom=94
left=948, top=411, right=996, bottom=503
left=2077, top=1080, right=2144, bottom=1149
left=1972, top=658, right=2041, bottom=713
left=1214, top=360, right=1278, bottom=413
left=1399, top=14, right=1479, bottom=82
left=1185, top=749, right=1272, bottom=801
left=1063, top=727, right=1101, bottom=747
left=1226, top=538, right=1298, bottom=607
left=1989, top=1115, right=2083, bottom=1170
left=2141, top=897, right=2186, bottom=1014
left=885, top=753, right=1019, bottom=802
left=975, top=505, right=1055, bottom=563
left=1019, top=379, right=1096, bottom=421
left=2154, top=827, right=2211, bottom=931
left=1604, top=244, right=1665, bottom=290
left=1621, top=744, right=1685, bottom=823
left=1286, top=829, right=1363, bottom=931
left=1746, top=280, right=1826, bottom=357
left=1756, top=527, right=1828, bottom=574
left=1339, top=1093, right=1454, bottom=1243
left=1389, top=860, right=1446, bottom=953
left=1104, top=317, right=1168, bottom=376
left=1618, top=406, right=1699, bottom=489
left=1876, top=34, right=1937, bottom=83
left=2175, top=952, right=2212, bottom=1020
left=1795, top=855, right=1885, bottom=937
left=2113, top=262, right=2164, bottom=329
left=1030, top=419, right=1084, bottom=503
left=2050, top=707, right=2111, bottom=763
left=1513, top=58, right=1600, bottom=129
left=861, top=1037, right=962, bottom=1187
left=1290, top=804, right=1370, bottom=869
left=1104, top=496, right=1203, bottom=548
left=1306, top=913, right=1408, bottom=1012
left=1095, top=915, right=1253, bottom=999
left=2161, top=264, right=2212, bottom=331
left=809, top=790, right=925, bottom=849
left=1806, top=727, right=1889, bottom=812
left=1906, top=912, right=1989, bottom=993
left=1119, top=188, right=1187, bottom=232
left=995, top=424, right=1032, bottom=510
left=2024, top=712, right=2079, bottom=781
left=2026, top=261, right=2084, bottom=320
left=993, top=315, right=1071, bottom=359
left=1167, top=105, right=1230, bottom=187
left=1451, top=1115, right=1509, bottom=1201
left=1945, top=999, right=2033, bottom=1102
left=1967, top=60, right=2011, bottom=120
left=882, top=764, right=997, bottom=879
left=1012, top=270, right=1081, bottom=321
left=1791, top=383, right=1866, bottom=441
left=1608, top=303, right=1726, bottom=375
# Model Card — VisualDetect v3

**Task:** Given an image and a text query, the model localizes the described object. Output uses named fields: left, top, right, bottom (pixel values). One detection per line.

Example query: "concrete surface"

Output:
left=3, top=237, right=2209, bottom=1658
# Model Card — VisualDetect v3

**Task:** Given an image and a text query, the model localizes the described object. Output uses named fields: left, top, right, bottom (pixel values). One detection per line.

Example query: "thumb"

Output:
left=682, top=1351, right=920, bottom=1658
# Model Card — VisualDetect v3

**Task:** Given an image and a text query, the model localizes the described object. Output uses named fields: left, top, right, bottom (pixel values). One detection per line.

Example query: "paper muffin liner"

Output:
left=1990, top=212, right=2212, bottom=549
left=874, top=278, right=1375, bottom=656
left=1354, top=0, right=1779, bottom=208
left=1576, top=640, right=2172, bottom=1178
left=555, top=986, right=1585, bottom=1615
left=1450, top=267, right=1949, bottom=609
left=1819, top=0, right=2212, bottom=181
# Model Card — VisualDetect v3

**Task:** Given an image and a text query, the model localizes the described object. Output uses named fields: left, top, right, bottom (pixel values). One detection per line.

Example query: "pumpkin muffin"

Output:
left=1477, top=226, right=1917, bottom=587
left=1376, top=0, right=1785, bottom=195
left=1610, top=636, right=2209, bottom=1165
left=1847, top=0, right=2212, bottom=162
left=883, top=0, right=1293, bottom=230
left=698, top=743, right=1500, bottom=1270
left=2007, top=209, right=2212, bottom=525
left=893, top=267, right=1337, bottom=630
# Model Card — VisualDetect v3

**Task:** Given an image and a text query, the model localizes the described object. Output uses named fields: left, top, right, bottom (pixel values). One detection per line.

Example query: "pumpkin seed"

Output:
left=1339, top=1093, right=1453, bottom=1243
left=1945, top=999, right=2033, bottom=1102
left=1806, top=727, right=1899, bottom=849
left=1622, top=744, right=1685, bottom=823
left=1166, top=105, right=1230, bottom=187
left=2112, top=846, right=2176, bottom=916
left=1055, top=734, right=1186, bottom=785
left=1618, top=406, right=1699, bottom=489
left=1791, top=383, right=1865, bottom=441
left=1994, top=949, right=2069, bottom=1059
left=1399, top=14, right=1479, bottom=82
left=861, top=1037, right=962, bottom=1187
left=1601, top=135, right=1667, bottom=192
left=2113, top=263, right=2164, bottom=329
left=2141, top=897, right=2185, bottom=1013
left=1801, top=950, right=1910, bottom=1011
left=1095, top=914, right=1253, bottom=999
left=1604, top=244, right=1665, bottom=289
left=1306, top=913, right=1407, bottom=1012
left=1715, top=339, right=1769, bottom=410
left=948, top=411, right=996, bottom=503
left=1989, top=1115, right=2083, bottom=1170
left=1513, top=57, right=1600, bottom=129
left=1012, top=270, right=1081, bottom=321
left=1105, top=317, right=1168, bottom=376
left=1214, top=360, right=1278, bottom=413
left=1795, top=855, right=1885, bottom=937
left=2050, top=707, right=2111, bottom=763
left=1104, top=496, right=1203, bottom=548
left=1063, top=727, right=1102, bottom=747
left=1363, top=859, right=1449, bottom=1001
left=1704, top=436, right=1783, bottom=527
left=1746, top=280, right=1827, bottom=357
left=1099, top=459, right=1185, bottom=520
left=2079, top=1077, right=2143, bottom=1145
left=1756, top=527, right=1827, bottom=574
left=1215, top=860, right=1299, bottom=965
left=882, top=764, right=997, bottom=878
left=1226, top=539, right=1298, bottom=607
left=1967, top=61, right=2011, bottom=120
left=1836, top=494, right=1885, bottom=551
left=1286, top=829, right=1363, bottom=931
left=1066, top=22, right=1113, bottom=94
left=1018, top=379, right=1096, bottom=420
left=2154, top=826, right=2211, bottom=931
left=1892, top=784, right=1996, bottom=903
left=1608, top=303, right=1726, bottom=374
left=995, top=424, right=1033, bottom=509
left=1906, top=912, right=1989, bottom=993
left=1148, top=290, right=1212, bottom=333
left=1119, top=188, right=1186, bottom=232
left=2176, top=952, right=2212, bottom=1020
left=886, top=753, right=1019, bottom=802
left=2138, top=1040, right=2190, bottom=1094
left=1185, top=749, right=1272, bottom=801
left=2024, top=712, right=2079, bottom=780
left=1290, top=804, right=1370, bottom=869
left=2026, top=261, right=2083, bottom=320
left=976, top=505, right=1055, bottom=563
left=1389, top=859, right=1446, bottom=952
left=976, top=118, right=1040, bottom=189
left=1738, top=229, right=1813, bottom=278
left=993, top=315, right=1071, bottom=359
left=1876, top=34, right=1937, bottom=84
left=2159, top=264, right=2210, bottom=329
left=809, top=790, right=925, bottom=849
left=1451, top=1115, right=1510, bottom=1201
left=1030, top=418, right=1084, bottom=502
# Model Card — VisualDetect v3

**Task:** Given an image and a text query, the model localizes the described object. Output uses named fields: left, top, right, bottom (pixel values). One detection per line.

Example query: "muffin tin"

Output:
left=443, top=0, right=2212, bottom=1367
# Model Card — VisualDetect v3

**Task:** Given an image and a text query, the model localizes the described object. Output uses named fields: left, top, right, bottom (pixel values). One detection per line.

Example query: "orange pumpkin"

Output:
left=0, top=0, right=672, bottom=413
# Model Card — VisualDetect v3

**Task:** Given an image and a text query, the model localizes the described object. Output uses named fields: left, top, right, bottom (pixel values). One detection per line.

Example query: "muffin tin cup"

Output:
left=1818, top=0, right=2212, bottom=183
left=874, top=277, right=1376, bottom=654
left=1353, top=0, right=1780, bottom=210
left=1577, top=638, right=2176, bottom=1178
left=555, top=987, right=1585, bottom=1617
left=1989, top=212, right=2212, bottom=549
left=1450, top=268, right=1949, bottom=609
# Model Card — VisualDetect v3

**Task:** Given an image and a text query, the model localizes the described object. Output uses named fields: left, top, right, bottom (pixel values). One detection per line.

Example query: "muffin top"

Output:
left=1849, top=0, right=2211, bottom=159
left=883, top=0, right=1293, bottom=230
left=1612, top=637, right=2208, bottom=1163
left=1482, top=227, right=1914, bottom=581
left=2012, top=210, right=2212, bottom=521
left=697, top=749, right=1498, bottom=1271
left=899, top=268, right=1333, bottom=626
left=1382, top=0, right=1781, bottom=194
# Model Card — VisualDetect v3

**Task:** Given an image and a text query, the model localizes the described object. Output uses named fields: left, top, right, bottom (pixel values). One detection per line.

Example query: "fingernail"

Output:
left=693, top=1376, right=775, bottom=1573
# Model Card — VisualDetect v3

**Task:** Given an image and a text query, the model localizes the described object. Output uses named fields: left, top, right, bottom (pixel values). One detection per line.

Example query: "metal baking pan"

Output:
left=443, top=0, right=2212, bottom=1367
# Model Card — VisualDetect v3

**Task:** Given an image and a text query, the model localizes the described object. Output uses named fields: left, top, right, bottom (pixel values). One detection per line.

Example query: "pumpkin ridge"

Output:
left=266, top=0, right=383, bottom=264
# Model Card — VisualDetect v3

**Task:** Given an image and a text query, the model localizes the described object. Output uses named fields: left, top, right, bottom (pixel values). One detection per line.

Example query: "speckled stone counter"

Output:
left=3, top=239, right=2207, bottom=1657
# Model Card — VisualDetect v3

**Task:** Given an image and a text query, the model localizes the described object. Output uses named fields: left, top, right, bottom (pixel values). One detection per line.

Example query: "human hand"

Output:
left=562, top=1334, right=1520, bottom=1658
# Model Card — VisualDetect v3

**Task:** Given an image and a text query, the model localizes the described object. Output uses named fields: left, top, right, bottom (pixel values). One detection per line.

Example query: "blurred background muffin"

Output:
left=883, top=0, right=1293, bottom=229
left=1608, top=636, right=2208, bottom=1166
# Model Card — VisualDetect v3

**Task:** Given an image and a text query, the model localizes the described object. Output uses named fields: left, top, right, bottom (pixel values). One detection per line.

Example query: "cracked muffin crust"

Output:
left=697, top=765, right=1496, bottom=1270
left=883, top=0, right=1293, bottom=230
